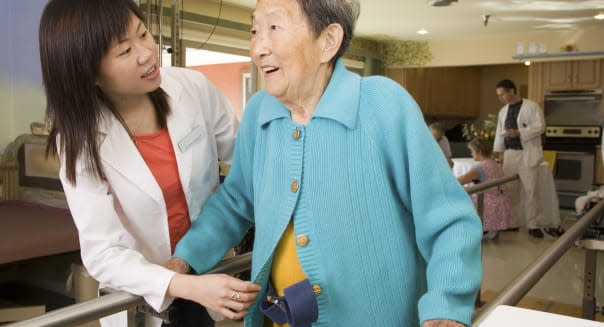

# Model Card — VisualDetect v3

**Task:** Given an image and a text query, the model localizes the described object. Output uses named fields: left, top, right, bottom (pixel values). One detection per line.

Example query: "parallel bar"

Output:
left=146, top=5, right=251, bottom=32
left=5, top=253, right=252, bottom=327
left=465, top=174, right=518, bottom=195
left=582, top=249, right=597, bottom=319
left=473, top=198, right=604, bottom=325
left=5, top=174, right=531, bottom=327
left=5, top=174, right=521, bottom=326
left=170, top=0, right=183, bottom=67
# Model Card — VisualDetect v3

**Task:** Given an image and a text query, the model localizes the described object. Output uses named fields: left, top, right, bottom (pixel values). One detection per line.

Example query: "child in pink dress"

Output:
left=458, top=138, right=517, bottom=240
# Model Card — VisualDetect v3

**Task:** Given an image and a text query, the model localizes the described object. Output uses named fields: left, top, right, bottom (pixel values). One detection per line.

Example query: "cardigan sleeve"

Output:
left=366, top=77, right=483, bottom=326
left=402, top=100, right=482, bottom=326
left=173, top=94, right=262, bottom=274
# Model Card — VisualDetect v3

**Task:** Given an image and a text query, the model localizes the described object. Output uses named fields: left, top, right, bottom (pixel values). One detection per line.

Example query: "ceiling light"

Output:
left=595, top=12, right=604, bottom=20
left=417, top=28, right=429, bottom=35
left=428, top=0, right=458, bottom=6
left=524, top=61, right=531, bottom=66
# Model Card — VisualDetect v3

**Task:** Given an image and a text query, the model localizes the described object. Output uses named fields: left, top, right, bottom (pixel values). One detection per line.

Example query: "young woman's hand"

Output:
left=167, top=273, right=261, bottom=320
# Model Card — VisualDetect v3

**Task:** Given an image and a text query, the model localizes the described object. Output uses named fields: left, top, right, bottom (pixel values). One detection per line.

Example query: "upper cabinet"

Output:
left=386, top=68, right=429, bottom=113
left=543, top=59, right=601, bottom=90
left=385, top=66, right=480, bottom=118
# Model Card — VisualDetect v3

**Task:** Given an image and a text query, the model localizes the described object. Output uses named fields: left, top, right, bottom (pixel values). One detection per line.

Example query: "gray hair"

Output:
left=297, top=0, right=360, bottom=63
left=429, top=122, right=445, bottom=133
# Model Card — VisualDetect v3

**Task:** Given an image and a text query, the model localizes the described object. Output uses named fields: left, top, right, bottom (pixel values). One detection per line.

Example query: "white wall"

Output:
left=427, top=27, right=604, bottom=67
left=0, top=0, right=47, bottom=153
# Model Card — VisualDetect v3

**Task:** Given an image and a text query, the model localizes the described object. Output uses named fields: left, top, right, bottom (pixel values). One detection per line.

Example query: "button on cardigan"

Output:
left=174, top=59, right=483, bottom=327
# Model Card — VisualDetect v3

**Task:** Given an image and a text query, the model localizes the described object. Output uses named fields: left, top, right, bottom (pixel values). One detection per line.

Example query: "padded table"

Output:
left=0, top=200, right=78, bottom=265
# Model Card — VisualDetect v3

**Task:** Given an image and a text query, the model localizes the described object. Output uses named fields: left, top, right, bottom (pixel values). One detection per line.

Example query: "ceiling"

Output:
left=220, top=0, right=604, bottom=41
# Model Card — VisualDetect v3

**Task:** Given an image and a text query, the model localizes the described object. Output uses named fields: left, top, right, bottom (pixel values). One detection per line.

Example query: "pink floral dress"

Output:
left=471, top=159, right=518, bottom=232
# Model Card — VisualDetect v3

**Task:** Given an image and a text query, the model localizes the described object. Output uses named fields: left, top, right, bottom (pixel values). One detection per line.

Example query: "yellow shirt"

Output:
left=264, top=221, right=306, bottom=327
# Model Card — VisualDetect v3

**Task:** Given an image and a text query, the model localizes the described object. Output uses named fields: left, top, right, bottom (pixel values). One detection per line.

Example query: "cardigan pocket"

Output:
left=260, top=279, right=318, bottom=327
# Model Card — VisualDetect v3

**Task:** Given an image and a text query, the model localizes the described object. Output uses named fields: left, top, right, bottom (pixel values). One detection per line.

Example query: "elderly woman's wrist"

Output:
left=165, top=257, right=190, bottom=274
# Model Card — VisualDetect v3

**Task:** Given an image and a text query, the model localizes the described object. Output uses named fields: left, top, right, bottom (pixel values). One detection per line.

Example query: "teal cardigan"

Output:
left=174, top=59, right=483, bottom=327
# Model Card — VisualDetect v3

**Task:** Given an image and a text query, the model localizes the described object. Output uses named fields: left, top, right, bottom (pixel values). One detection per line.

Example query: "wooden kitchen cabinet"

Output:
left=386, top=68, right=430, bottom=112
left=543, top=59, right=601, bottom=90
left=528, top=62, right=545, bottom=108
left=385, top=66, right=480, bottom=117
left=431, top=67, right=480, bottom=117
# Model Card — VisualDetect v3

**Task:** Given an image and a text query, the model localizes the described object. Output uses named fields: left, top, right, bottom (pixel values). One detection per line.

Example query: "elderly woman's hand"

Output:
left=422, top=320, right=465, bottom=327
left=167, top=273, right=261, bottom=320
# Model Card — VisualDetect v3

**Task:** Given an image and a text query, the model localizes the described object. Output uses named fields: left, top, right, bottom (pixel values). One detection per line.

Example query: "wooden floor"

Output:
left=480, top=289, right=604, bottom=322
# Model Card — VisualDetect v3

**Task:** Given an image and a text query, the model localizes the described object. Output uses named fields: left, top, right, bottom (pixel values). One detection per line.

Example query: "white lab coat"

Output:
left=493, top=98, right=545, bottom=169
left=59, top=67, right=238, bottom=327
left=493, top=98, right=546, bottom=228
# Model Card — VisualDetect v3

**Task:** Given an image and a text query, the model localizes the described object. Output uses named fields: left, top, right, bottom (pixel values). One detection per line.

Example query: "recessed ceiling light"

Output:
left=417, top=28, right=429, bottom=35
left=524, top=61, right=531, bottom=66
left=428, top=0, right=458, bottom=6
left=594, top=12, right=604, bottom=20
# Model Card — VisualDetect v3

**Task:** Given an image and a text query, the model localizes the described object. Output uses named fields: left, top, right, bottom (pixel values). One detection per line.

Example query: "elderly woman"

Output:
left=458, top=138, right=517, bottom=240
left=167, top=0, right=482, bottom=326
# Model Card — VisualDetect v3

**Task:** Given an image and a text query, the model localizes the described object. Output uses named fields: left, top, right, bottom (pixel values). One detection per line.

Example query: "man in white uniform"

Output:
left=493, top=79, right=564, bottom=238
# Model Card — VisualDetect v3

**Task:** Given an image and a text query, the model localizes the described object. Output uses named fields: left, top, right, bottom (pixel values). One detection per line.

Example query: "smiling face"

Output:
left=96, top=13, right=160, bottom=105
left=250, top=0, right=329, bottom=104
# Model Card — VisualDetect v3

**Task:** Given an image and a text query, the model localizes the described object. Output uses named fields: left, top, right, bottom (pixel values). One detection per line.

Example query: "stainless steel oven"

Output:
left=544, top=89, right=602, bottom=126
left=544, top=89, right=603, bottom=207
left=553, top=151, right=594, bottom=193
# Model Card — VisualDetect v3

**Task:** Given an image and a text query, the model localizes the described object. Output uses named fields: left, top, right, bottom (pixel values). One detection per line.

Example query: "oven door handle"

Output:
left=545, top=96, right=600, bottom=101
left=554, top=151, right=593, bottom=156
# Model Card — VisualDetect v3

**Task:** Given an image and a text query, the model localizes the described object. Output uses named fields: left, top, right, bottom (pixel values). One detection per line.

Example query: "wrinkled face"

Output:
left=431, top=129, right=443, bottom=141
left=96, top=13, right=160, bottom=103
left=496, top=87, right=515, bottom=105
left=250, top=0, right=324, bottom=102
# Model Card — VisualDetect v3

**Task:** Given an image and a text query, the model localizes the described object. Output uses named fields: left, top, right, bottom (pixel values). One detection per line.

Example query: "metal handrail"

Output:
left=465, top=174, right=519, bottom=195
left=473, top=196, right=604, bottom=325
left=8, top=173, right=553, bottom=327
left=5, top=252, right=252, bottom=327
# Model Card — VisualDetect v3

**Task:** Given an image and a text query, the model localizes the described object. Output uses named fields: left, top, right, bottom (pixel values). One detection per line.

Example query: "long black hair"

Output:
left=39, top=0, right=170, bottom=185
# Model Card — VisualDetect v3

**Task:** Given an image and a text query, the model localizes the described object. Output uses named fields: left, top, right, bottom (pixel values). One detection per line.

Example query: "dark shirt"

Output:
left=504, top=100, right=523, bottom=150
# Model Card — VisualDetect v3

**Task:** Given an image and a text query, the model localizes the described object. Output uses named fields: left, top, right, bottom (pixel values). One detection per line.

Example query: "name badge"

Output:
left=178, top=125, right=204, bottom=153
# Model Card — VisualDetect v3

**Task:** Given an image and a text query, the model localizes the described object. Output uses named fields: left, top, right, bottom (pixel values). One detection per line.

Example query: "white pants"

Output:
left=503, top=150, right=542, bottom=229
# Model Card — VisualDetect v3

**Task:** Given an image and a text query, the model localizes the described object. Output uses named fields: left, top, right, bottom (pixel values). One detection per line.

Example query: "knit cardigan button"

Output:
left=291, top=180, right=299, bottom=193
left=312, top=284, right=322, bottom=295
left=296, top=234, right=309, bottom=247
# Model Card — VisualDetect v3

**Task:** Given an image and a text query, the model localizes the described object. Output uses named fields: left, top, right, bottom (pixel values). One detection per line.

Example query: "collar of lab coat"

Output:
left=95, top=70, right=193, bottom=206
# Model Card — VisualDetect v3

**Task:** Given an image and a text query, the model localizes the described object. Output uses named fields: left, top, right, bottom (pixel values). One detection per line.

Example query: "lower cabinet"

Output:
left=596, top=146, right=604, bottom=185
